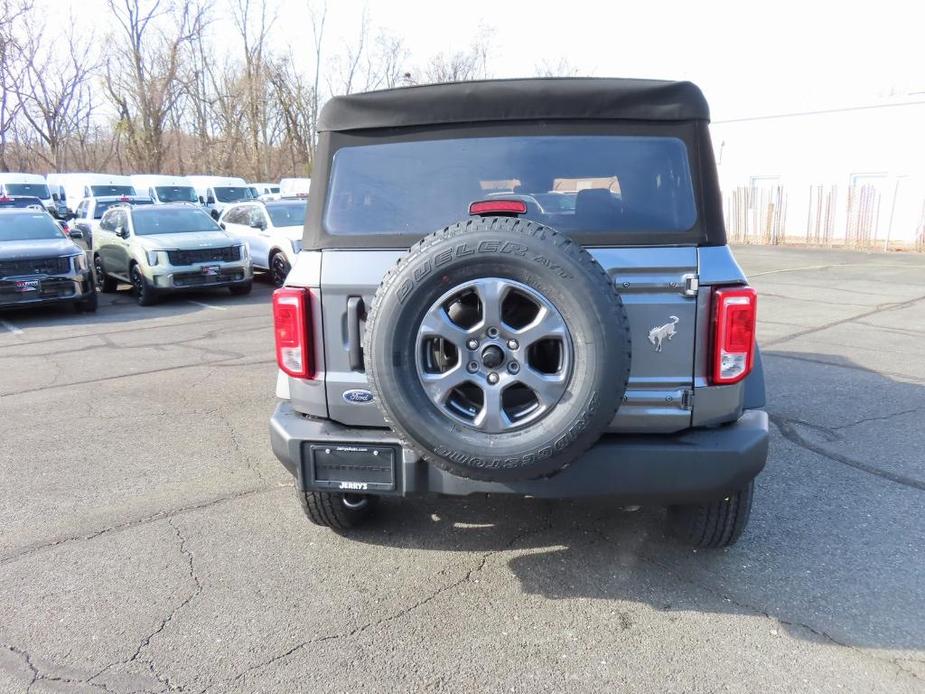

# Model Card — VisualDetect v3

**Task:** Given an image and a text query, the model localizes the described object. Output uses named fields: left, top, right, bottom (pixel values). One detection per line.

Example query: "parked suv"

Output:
left=71, top=195, right=154, bottom=249
left=0, top=208, right=96, bottom=312
left=93, top=203, right=253, bottom=306
left=219, top=199, right=306, bottom=286
left=269, top=79, right=768, bottom=548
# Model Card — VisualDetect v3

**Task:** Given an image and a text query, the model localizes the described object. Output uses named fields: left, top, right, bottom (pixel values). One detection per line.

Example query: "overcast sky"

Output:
left=63, top=0, right=923, bottom=120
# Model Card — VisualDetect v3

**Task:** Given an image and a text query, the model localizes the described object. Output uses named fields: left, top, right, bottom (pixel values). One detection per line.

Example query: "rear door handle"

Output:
left=346, top=296, right=365, bottom=371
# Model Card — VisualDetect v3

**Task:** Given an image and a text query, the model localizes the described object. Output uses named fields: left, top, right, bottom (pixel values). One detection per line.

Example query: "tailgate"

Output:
left=309, top=247, right=698, bottom=433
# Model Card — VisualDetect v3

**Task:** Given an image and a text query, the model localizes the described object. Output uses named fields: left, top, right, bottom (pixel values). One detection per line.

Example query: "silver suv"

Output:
left=93, top=203, right=252, bottom=306
left=269, top=78, right=768, bottom=548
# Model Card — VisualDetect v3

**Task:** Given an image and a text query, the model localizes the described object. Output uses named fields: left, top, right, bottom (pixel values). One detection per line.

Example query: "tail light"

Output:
left=273, top=287, right=313, bottom=379
left=711, top=286, right=758, bottom=385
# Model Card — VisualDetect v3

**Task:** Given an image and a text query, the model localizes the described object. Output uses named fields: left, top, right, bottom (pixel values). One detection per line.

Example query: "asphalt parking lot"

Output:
left=1, top=247, right=924, bottom=693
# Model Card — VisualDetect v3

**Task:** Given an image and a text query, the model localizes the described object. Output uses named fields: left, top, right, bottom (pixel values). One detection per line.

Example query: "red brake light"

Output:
left=0, top=196, right=10, bottom=203
left=273, top=287, right=313, bottom=379
left=468, top=199, right=528, bottom=216
left=712, top=286, right=758, bottom=385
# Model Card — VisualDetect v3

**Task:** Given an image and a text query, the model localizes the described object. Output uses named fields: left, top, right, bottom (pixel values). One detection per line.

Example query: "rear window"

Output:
left=94, top=199, right=152, bottom=219
left=267, top=202, right=307, bottom=227
left=90, top=184, right=135, bottom=197
left=4, top=183, right=50, bottom=199
left=132, top=207, right=219, bottom=235
left=323, top=136, right=696, bottom=236
left=214, top=186, right=256, bottom=203
left=0, top=212, right=63, bottom=240
left=155, top=186, right=198, bottom=203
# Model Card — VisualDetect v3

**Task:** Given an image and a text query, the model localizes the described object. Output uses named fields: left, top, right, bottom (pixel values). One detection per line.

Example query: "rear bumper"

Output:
left=269, top=402, right=769, bottom=504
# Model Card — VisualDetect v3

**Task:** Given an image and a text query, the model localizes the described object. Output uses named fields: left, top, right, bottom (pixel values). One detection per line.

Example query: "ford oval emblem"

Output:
left=343, top=389, right=374, bottom=404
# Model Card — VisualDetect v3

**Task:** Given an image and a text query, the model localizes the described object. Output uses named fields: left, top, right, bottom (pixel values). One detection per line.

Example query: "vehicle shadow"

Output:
left=346, top=350, right=925, bottom=653
left=0, top=279, right=275, bottom=331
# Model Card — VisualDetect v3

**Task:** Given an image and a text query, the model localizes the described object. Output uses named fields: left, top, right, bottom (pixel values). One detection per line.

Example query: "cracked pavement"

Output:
left=1, top=248, right=924, bottom=693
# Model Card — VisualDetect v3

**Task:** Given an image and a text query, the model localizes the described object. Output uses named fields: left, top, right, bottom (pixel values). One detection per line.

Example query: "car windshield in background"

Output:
left=132, top=208, right=219, bottom=235
left=267, top=202, right=307, bottom=227
left=90, top=185, right=135, bottom=197
left=0, top=212, right=63, bottom=240
left=214, top=187, right=256, bottom=203
left=4, top=183, right=50, bottom=199
left=324, top=135, right=697, bottom=235
left=94, top=199, right=153, bottom=219
left=155, top=186, right=198, bottom=203
left=0, top=197, right=44, bottom=209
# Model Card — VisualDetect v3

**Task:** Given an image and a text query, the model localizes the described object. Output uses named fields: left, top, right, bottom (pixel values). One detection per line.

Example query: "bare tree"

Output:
left=0, top=0, right=32, bottom=171
left=268, top=53, right=314, bottom=175
left=308, top=0, right=327, bottom=163
left=104, top=0, right=211, bottom=172
left=534, top=58, right=580, bottom=78
left=12, top=19, right=98, bottom=171
left=232, top=0, right=275, bottom=179
left=419, top=28, right=493, bottom=84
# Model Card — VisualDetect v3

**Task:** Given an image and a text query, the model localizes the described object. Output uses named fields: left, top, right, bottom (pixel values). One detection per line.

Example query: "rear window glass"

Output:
left=267, top=202, right=307, bottom=227
left=132, top=207, right=219, bottom=235
left=4, top=183, right=50, bottom=199
left=155, top=186, right=198, bottom=203
left=324, top=136, right=696, bottom=235
left=214, top=186, right=256, bottom=203
left=0, top=212, right=63, bottom=240
left=94, top=199, right=153, bottom=219
left=90, top=184, right=135, bottom=197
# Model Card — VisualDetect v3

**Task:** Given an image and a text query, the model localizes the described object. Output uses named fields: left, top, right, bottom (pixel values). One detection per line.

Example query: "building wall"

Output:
left=711, top=100, right=925, bottom=248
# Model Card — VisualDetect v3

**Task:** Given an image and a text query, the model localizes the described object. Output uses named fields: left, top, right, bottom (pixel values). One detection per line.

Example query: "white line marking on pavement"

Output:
left=1, top=320, right=23, bottom=335
left=188, top=300, right=227, bottom=311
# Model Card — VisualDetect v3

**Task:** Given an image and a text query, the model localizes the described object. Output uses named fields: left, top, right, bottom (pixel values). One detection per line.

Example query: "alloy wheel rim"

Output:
left=414, top=277, right=572, bottom=434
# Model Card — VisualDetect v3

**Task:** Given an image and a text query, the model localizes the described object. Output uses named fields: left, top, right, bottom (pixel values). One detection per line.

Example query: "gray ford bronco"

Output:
left=269, top=78, right=768, bottom=548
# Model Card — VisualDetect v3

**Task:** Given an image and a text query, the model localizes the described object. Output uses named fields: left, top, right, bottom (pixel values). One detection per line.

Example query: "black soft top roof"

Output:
left=317, top=78, right=710, bottom=132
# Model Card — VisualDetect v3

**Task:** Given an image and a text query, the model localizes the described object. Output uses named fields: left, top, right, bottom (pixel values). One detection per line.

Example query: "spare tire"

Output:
left=364, top=217, right=631, bottom=482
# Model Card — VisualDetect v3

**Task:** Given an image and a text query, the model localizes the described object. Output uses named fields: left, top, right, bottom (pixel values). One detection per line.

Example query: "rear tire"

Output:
left=95, top=256, right=117, bottom=293
left=668, top=481, right=754, bottom=548
left=297, top=489, right=378, bottom=530
left=229, top=281, right=252, bottom=296
left=269, top=252, right=291, bottom=288
left=75, top=292, right=98, bottom=313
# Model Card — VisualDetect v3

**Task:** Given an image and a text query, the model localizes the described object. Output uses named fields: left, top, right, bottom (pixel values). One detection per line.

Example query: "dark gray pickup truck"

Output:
left=269, top=78, right=768, bottom=548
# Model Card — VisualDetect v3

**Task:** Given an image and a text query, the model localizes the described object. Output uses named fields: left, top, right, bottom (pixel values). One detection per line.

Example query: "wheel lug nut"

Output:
left=466, top=338, right=479, bottom=350
left=507, top=339, right=518, bottom=350
left=507, top=361, right=520, bottom=374
left=487, top=372, right=499, bottom=385
left=486, top=326, right=499, bottom=338
left=467, top=361, right=479, bottom=373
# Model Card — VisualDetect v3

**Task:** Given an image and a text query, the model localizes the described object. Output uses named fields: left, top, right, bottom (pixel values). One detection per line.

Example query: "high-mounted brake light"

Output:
left=711, top=286, right=758, bottom=385
left=273, top=287, right=313, bottom=379
left=468, top=199, right=528, bottom=216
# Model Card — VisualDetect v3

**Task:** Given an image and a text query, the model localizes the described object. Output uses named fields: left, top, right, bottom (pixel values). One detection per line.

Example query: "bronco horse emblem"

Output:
left=648, top=316, right=680, bottom=352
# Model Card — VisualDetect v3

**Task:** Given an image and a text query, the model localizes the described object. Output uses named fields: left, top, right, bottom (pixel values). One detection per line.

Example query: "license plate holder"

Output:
left=307, top=444, right=396, bottom=492
left=15, top=279, right=40, bottom=293
left=201, top=265, right=220, bottom=276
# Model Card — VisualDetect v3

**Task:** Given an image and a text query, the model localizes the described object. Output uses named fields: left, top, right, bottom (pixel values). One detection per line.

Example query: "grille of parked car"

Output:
left=167, top=246, right=240, bottom=265
left=0, top=278, right=75, bottom=300
left=172, top=269, right=246, bottom=287
left=0, top=256, right=71, bottom=277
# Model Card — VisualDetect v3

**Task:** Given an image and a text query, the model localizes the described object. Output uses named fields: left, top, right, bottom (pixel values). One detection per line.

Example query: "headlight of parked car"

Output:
left=290, top=239, right=303, bottom=254
left=237, top=243, right=249, bottom=260
left=70, top=253, right=88, bottom=272
left=145, top=250, right=167, bottom=266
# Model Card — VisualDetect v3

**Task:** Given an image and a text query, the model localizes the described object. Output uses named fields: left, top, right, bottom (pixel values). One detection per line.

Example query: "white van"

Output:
left=279, top=177, right=311, bottom=198
left=46, top=173, right=136, bottom=214
left=0, top=173, right=55, bottom=214
left=250, top=181, right=281, bottom=199
left=187, top=175, right=256, bottom=219
left=129, top=175, right=199, bottom=206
